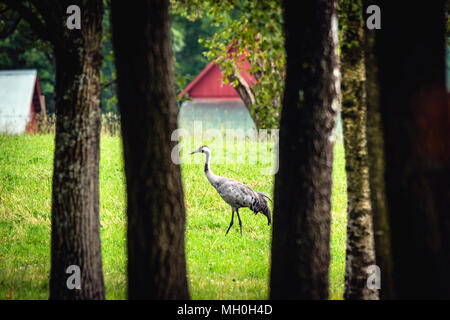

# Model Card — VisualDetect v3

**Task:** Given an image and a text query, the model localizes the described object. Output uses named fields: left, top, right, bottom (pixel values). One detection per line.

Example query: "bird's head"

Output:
left=190, top=145, right=210, bottom=155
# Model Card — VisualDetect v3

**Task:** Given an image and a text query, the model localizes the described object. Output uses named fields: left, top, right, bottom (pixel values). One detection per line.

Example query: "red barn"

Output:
left=0, top=69, right=45, bottom=134
left=178, top=52, right=256, bottom=131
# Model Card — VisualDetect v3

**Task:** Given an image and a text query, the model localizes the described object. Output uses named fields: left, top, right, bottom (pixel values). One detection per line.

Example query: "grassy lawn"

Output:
left=0, top=134, right=347, bottom=300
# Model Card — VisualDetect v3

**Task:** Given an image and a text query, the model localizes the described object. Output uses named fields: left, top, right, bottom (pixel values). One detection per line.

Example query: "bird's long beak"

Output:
left=190, top=150, right=200, bottom=155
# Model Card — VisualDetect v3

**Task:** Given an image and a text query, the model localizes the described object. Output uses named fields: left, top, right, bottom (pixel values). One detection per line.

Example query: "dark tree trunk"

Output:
left=375, top=1, right=450, bottom=298
left=3, top=0, right=105, bottom=300
left=111, top=0, right=190, bottom=299
left=339, top=0, right=378, bottom=300
left=270, top=0, right=340, bottom=299
left=363, top=1, right=395, bottom=299
left=48, top=1, right=105, bottom=299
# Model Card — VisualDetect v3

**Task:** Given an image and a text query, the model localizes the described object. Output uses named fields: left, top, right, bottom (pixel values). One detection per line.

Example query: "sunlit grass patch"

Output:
left=0, top=133, right=346, bottom=300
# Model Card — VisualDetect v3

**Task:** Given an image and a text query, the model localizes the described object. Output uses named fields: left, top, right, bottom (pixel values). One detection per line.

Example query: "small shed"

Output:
left=178, top=54, right=256, bottom=131
left=0, top=69, right=45, bottom=134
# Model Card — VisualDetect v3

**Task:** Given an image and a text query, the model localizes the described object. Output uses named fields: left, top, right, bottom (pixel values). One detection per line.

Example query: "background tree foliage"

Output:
left=171, top=0, right=285, bottom=129
left=0, top=1, right=221, bottom=115
left=171, top=12, right=221, bottom=95
left=0, top=3, right=55, bottom=112
left=2, top=0, right=449, bottom=128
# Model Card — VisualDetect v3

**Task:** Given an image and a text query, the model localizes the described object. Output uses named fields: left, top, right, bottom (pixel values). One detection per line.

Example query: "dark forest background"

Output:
left=0, top=5, right=227, bottom=114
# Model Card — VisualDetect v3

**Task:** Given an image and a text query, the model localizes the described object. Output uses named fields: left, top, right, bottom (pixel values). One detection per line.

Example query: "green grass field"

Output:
left=0, top=134, right=347, bottom=300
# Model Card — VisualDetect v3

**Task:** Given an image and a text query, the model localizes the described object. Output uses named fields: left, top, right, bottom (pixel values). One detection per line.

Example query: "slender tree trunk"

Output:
left=49, top=1, right=105, bottom=299
left=226, top=65, right=259, bottom=127
left=229, top=71, right=256, bottom=111
left=363, top=1, right=395, bottom=299
left=339, top=0, right=378, bottom=300
left=375, top=1, right=450, bottom=298
left=270, top=0, right=340, bottom=299
left=111, top=0, right=190, bottom=299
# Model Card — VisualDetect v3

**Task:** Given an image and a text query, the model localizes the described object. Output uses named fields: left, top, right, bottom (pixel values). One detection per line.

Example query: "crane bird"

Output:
left=190, top=145, right=271, bottom=235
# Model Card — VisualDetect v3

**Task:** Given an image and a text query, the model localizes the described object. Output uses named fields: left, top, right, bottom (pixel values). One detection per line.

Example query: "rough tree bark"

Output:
left=363, top=0, right=395, bottom=299
left=339, top=0, right=378, bottom=300
left=49, top=1, right=105, bottom=300
left=2, top=0, right=106, bottom=299
left=270, top=0, right=340, bottom=299
left=111, top=0, right=190, bottom=299
left=375, top=1, right=450, bottom=298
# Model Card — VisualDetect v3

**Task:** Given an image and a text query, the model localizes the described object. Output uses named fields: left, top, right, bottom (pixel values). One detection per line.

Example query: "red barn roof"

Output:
left=179, top=51, right=254, bottom=100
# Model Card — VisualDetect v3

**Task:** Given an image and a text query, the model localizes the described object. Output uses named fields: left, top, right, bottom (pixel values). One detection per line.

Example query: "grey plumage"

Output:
left=191, top=145, right=271, bottom=235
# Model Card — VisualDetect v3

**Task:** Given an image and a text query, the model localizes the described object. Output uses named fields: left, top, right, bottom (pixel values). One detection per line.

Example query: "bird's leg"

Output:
left=236, top=209, right=243, bottom=236
left=226, top=209, right=235, bottom=235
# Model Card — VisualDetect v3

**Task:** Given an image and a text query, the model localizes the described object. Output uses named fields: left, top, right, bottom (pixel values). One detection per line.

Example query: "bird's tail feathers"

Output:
left=256, top=192, right=271, bottom=225
left=259, top=192, right=272, bottom=202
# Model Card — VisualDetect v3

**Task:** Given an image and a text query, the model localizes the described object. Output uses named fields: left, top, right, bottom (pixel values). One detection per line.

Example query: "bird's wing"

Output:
left=216, top=179, right=256, bottom=209
left=215, top=178, right=271, bottom=225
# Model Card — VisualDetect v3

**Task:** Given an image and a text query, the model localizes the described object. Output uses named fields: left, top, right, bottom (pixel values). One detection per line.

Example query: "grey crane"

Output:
left=190, top=145, right=271, bottom=235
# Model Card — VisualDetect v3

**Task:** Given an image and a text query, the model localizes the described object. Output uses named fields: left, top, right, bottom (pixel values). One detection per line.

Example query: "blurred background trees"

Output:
left=172, top=0, right=284, bottom=129
left=0, top=0, right=223, bottom=115
left=1, top=0, right=286, bottom=129
left=0, top=8, right=55, bottom=112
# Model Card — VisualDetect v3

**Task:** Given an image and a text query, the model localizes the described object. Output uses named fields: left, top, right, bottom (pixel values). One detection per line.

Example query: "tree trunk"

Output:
left=339, top=0, right=378, bottom=300
left=375, top=1, right=450, bottom=298
left=363, top=1, right=395, bottom=299
left=225, top=65, right=259, bottom=127
left=270, top=0, right=340, bottom=299
left=49, top=1, right=105, bottom=299
left=229, top=71, right=256, bottom=111
left=111, top=0, right=190, bottom=299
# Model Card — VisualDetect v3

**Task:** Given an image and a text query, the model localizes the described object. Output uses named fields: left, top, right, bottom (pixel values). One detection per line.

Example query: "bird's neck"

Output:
left=204, top=151, right=211, bottom=173
left=204, top=150, right=219, bottom=186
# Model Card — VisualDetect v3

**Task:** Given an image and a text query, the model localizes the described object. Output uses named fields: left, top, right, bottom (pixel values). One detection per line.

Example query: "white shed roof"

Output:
left=0, top=69, right=37, bottom=134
